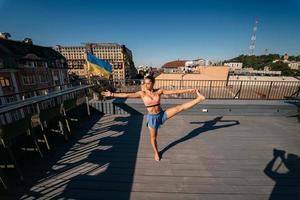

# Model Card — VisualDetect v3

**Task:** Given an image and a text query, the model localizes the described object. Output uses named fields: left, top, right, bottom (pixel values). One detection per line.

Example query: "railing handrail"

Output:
left=107, top=79, right=300, bottom=84
left=155, top=79, right=300, bottom=82
left=110, top=79, right=300, bottom=83
left=0, top=85, right=91, bottom=115
left=100, top=78, right=300, bottom=100
left=0, top=83, right=71, bottom=98
left=2, top=79, right=299, bottom=102
left=0, top=80, right=89, bottom=98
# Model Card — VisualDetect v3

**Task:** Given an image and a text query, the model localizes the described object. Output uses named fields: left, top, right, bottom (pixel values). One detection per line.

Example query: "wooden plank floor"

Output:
left=1, top=113, right=300, bottom=200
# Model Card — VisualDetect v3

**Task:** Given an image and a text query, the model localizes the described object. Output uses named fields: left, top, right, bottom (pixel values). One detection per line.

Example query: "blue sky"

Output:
left=0, top=0, right=299, bottom=67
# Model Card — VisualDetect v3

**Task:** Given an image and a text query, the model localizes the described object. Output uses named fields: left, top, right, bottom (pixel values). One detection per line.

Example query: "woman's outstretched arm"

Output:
left=101, top=90, right=142, bottom=98
left=160, top=88, right=196, bottom=95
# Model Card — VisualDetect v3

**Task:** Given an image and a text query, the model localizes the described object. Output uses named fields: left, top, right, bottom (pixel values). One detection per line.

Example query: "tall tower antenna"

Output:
left=249, top=18, right=258, bottom=55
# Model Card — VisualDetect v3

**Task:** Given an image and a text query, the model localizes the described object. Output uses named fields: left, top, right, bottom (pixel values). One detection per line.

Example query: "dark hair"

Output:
left=145, top=75, right=155, bottom=84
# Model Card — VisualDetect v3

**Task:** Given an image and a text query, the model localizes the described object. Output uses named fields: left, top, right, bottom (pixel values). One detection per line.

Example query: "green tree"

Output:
left=270, top=62, right=293, bottom=76
left=225, top=54, right=299, bottom=76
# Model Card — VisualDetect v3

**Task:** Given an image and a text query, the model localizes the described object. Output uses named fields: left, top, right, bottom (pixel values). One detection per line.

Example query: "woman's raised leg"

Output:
left=165, top=90, right=205, bottom=120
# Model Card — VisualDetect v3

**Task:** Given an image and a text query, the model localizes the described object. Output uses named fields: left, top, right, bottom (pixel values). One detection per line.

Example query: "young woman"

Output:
left=101, top=76, right=205, bottom=161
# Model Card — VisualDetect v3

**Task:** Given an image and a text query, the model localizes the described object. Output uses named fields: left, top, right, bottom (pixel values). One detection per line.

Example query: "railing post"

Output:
left=85, top=90, right=90, bottom=116
left=238, top=81, right=243, bottom=99
left=208, top=80, right=212, bottom=99
left=113, top=104, right=116, bottom=114
left=36, top=103, right=40, bottom=114
left=0, top=97, right=3, bottom=106
left=296, top=86, right=300, bottom=97
left=15, top=94, right=20, bottom=101
left=267, top=81, right=273, bottom=100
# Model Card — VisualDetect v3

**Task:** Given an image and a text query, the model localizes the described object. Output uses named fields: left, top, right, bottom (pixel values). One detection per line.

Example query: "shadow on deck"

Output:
left=1, top=104, right=300, bottom=200
left=1, top=102, right=144, bottom=199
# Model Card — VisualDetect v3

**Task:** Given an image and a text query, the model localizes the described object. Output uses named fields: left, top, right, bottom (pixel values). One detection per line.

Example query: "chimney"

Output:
left=284, top=53, right=289, bottom=61
left=0, top=32, right=11, bottom=40
left=23, top=38, right=33, bottom=45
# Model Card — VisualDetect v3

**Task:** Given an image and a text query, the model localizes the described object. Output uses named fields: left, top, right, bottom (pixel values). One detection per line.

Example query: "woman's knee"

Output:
left=150, top=133, right=157, bottom=139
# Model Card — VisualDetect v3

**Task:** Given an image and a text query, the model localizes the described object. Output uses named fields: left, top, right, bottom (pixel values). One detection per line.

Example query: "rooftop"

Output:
left=156, top=67, right=229, bottom=81
left=162, top=60, right=187, bottom=68
left=0, top=38, right=65, bottom=61
left=1, top=109, right=300, bottom=199
left=229, top=75, right=299, bottom=82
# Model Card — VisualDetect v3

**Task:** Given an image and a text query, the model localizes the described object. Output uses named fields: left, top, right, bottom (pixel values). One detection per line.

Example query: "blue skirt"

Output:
left=146, top=110, right=168, bottom=129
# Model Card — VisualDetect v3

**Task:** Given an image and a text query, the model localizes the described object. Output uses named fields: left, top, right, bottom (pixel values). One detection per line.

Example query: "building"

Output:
left=54, top=45, right=86, bottom=76
left=161, top=60, right=187, bottom=73
left=233, top=68, right=282, bottom=76
left=223, top=62, right=243, bottom=71
left=283, top=53, right=289, bottom=62
left=0, top=32, right=11, bottom=40
left=154, top=67, right=229, bottom=89
left=162, top=58, right=213, bottom=73
left=55, top=43, right=137, bottom=80
left=0, top=37, right=69, bottom=101
left=157, top=67, right=229, bottom=81
left=272, top=53, right=300, bottom=71
left=288, top=61, right=300, bottom=70
left=185, top=59, right=207, bottom=67
left=229, top=75, right=298, bottom=82
left=136, top=65, right=151, bottom=75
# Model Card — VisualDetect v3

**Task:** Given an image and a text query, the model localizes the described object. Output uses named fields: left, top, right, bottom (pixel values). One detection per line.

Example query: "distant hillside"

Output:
left=224, top=54, right=300, bottom=76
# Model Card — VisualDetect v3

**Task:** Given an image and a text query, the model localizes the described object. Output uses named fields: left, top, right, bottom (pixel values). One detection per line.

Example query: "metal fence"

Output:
left=0, top=84, right=91, bottom=125
left=0, top=80, right=89, bottom=106
left=98, top=79, right=300, bottom=100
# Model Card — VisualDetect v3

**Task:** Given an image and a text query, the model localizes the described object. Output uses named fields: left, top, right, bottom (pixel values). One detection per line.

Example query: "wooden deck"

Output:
left=1, top=112, right=300, bottom=200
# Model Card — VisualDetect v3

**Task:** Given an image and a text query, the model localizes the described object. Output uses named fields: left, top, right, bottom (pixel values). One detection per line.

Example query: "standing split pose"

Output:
left=101, top=75, right=205, bottom=161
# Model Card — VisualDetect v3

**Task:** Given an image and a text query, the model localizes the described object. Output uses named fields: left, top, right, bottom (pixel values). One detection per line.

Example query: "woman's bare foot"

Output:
left=154, top=153, right=161, bottom=161
left=196, top=90, right=205, bottom=101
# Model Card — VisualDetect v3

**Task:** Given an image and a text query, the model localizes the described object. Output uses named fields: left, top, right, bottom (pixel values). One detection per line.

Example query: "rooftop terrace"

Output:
left=1, top=106, right=300, bottom=199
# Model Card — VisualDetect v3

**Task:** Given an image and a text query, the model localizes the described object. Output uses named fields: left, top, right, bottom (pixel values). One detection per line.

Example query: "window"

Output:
left=0, top=59, right=3, bottom=68
left=23, top=61, right=34, bottom=68
left=0, top=77, right=11, bottom=87
left=22, top=76, right=36, bottom=85
left=39, top=74, right=48, bottom=83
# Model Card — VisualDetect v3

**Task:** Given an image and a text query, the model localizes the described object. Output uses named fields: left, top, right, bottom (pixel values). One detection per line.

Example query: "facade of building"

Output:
left=223, top=62, right=243, bottom=71
left=288, top=61, right=300, bottom=70
left=156, top=67, right=229, bottom=81
left=162, top=59, right=214, bottom=73
left=233, top=67, right=282, bottom=76
left=136, top=65, right=152, bottom=77
left=55, top=43, right=137, bottom=80
left=229, top=75, right=298, bottom=82
left=161, top=60, right=187, bottom=73
left=54, top=45, right=86, bottom=77
left=185, top=59, right=207, bottom=67
left=273, top=53, right=300, bottom=71
left=0, top=37, right=69, bottom=102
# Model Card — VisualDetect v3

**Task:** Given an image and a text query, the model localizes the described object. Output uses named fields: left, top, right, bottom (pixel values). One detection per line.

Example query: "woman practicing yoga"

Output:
left=101, top=75, right=205, bottom=161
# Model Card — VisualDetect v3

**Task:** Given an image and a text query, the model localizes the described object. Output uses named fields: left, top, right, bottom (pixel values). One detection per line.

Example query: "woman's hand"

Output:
left=101, top=90, right=113, bottom=97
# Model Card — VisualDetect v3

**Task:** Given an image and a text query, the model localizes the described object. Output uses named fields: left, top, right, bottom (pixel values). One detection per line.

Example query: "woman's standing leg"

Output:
left=148, top=127, right=161, bottom=161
